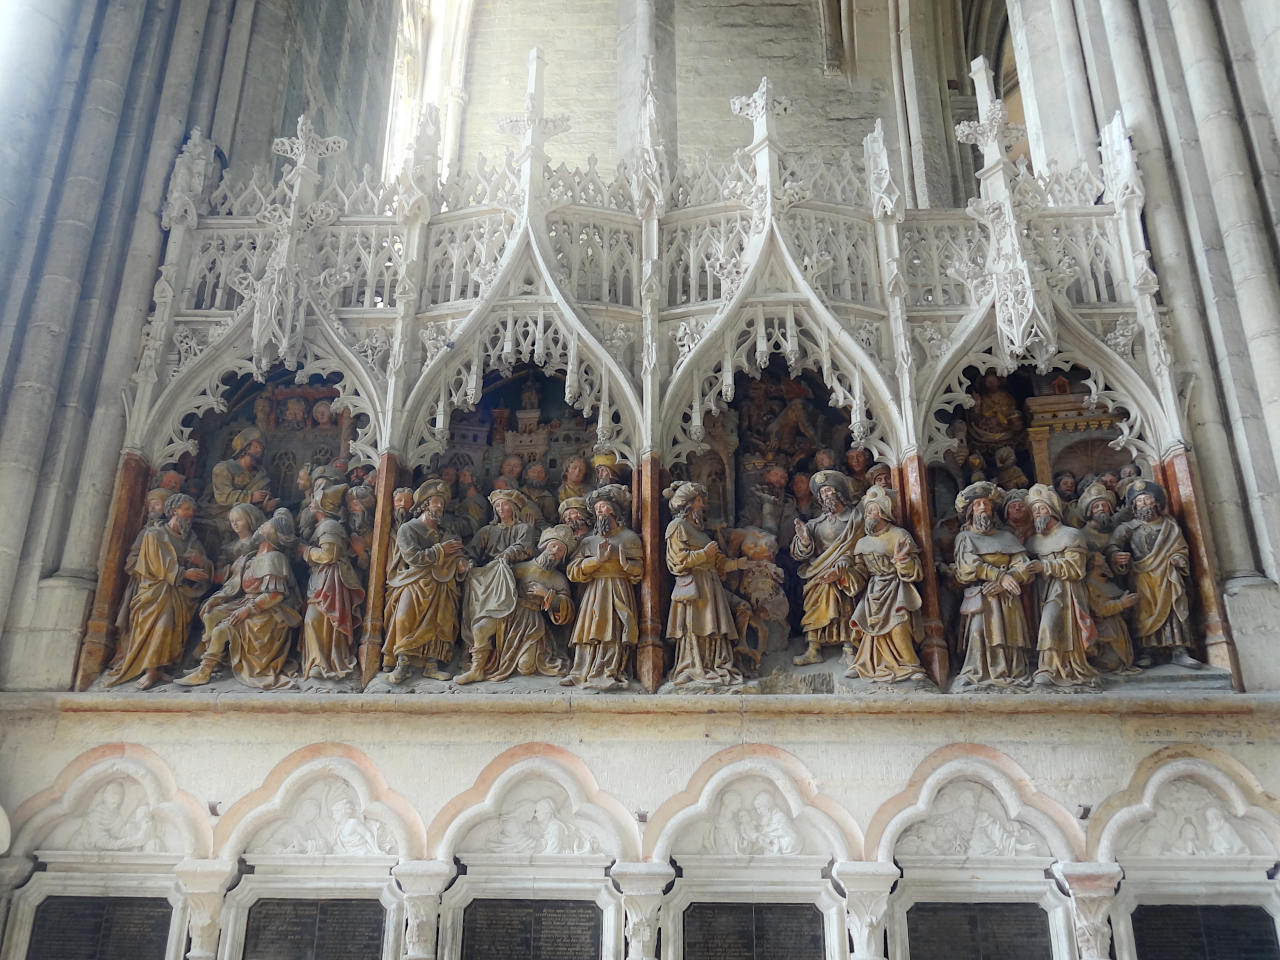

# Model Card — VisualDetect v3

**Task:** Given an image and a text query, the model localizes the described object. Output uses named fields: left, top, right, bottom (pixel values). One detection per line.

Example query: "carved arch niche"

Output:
left=646, top=745, right=861, bottom=960
left=2, top=745, right=212, bottom=960
left=1090, top=747, right=1280, bottom=960
left=866, top=745, right=1083, bottom=960
left=428, top=744, right=639, bottom=960
left=213, top=744, right=425, bottom=960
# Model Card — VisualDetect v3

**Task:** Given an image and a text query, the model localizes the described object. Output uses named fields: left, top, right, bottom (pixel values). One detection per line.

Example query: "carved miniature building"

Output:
left=1, top=1, right=1280, bottom=958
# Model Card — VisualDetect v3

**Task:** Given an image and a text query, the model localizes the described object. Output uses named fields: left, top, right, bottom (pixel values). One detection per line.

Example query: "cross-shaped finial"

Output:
left=497, top=48, right=570, bottom=159
left=730, top=77, right=791, bottom=146
left=273, top=114, right=347, bottom=181
left=954, top=56, right=1025, bottom=169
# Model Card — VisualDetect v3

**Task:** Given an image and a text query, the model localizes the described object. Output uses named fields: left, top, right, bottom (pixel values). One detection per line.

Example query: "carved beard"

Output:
left=687, top=508, right=706, bottom=528
left=423, top=506, right=443, bottom=525
left=245, top=451, right=262, bottom=468
left=1088, top=513, right=1114, bottom=533
left=971, top=513, right=994, bottom=534
left=595, top=511, right=616, bottom=538
left=170, top=515, right=192, bottom=538
left=1137, top=504, right=1159, bottom=522
left=535, top=550, right=558, bottom=570
left=820, top=492, right=849, bottom=517
left=393, top=508, right=409, bottom=525
left=866, top=514, right=888, bottom=535
left=1034, top=515, right=1053, bottom=534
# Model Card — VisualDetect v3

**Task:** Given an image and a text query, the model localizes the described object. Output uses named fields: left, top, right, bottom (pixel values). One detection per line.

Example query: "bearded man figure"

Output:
left=1077, top=482, right=1118, bottom=557
left=384, top=480, right=471, bottom=684
left=789, top=470, right=865, bottom=666
left=847, top=487, right=927, bottom=683
left=482, top=524, right=579, bottom=683
left=1024, top=484, right=1099, bottom=686
left=105, top=494, right=213, bottom=690
left=1106, top=479, right=1200, bottom=668
left=664, top=481, right=744, bottom=688
left=298, top=483, right=364, bottom=680
left=952, top=482, right=1034, bottom=688
left=561, top=484, right=643, bottom=690
left=557, top=496, right=592, bottom=540
left=200, top=426, right=279, bottom=551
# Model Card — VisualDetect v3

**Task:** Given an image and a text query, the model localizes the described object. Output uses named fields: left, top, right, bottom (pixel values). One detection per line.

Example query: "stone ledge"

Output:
left=0, top=688, right=1275, bottom=719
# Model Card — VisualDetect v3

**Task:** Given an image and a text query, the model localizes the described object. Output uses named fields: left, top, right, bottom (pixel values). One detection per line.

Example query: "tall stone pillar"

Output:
left=175, top=859, right=238, bottom=960
left=362, top=452, right=401, bottom=689
left=636, top=453, right=666, bottom=693
left=617, top=0, right=676, bottom=163
left=612, top=861, right=675, bottom=960
left=74, top=451, right=151, bottom=691
left=899, top=456, right=948, bottom=688
left=393, top=860, right=456, bottom=960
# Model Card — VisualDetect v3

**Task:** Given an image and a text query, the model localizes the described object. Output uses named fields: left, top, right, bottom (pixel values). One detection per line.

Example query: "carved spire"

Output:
left=498, top=47, right=570, bottom=205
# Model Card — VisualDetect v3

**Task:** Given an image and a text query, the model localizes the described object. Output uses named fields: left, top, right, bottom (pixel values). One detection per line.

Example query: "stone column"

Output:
left=1162, top=451, right=1241, bottom=685
left=899, top=456, right=948, bottom=688
left=1166, top=0, right=1280, bottom=549
left=209, top=0, right=258, bottom=152
left=189, top=0, right=236, bottom=134
left=74, top=451, right=151, bottom=691
left=393, top=860, right=456, bottom=960
left=362, top=452, right=400, bottom=689
left=1005, top=0, right=1098, bottom=172
left=0, top=857, right=36, bottom=948
left=1052, top=862, right=1121, bottom=960
left=636, top=452, right=666, bottom=693
left=612, top=861, right=675, bottom=960
left=0, top=0, right=149, bottom=647
left=616, top=0, right=676, bottom=163
left=833, top=861, right=900, bottom=960
left=175, top=859, right=238, bottom=960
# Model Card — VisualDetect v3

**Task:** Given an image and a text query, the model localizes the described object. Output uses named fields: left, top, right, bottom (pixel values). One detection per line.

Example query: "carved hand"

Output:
left=1112, top=551, right=1130, bottom=570
left=250, top=489, right=269, bottom=504
left=184, top=568, right=209, bottom=582
left=1172, top=554, right=1189, bottom=572
left=1121, top=592, right=1139, bottom=610
left=229, top=605, right=252, bottom=625
left=442, top=539, right=464, bottom=556
left=1000, top=573, right=1021, bottom=595
left=1024, top=559, right=1043, bottom=575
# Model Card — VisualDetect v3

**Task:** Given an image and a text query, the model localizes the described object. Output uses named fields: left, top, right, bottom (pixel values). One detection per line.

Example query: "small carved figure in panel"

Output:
left=105, top=493, right=213, bottom=690
left=562, top=485, right=642, bottom=690
left=951, top=482, right=1034, bottom=688
left=1024, top=484, right=1100, bottom=687
left=966, top=372, right=1026, bottom=454
left=298, top=483, right=364, bottom=681
left=1052, top=470, right=1085, bottom=527
left=384, top=480, right=471, bottom=684
left=790, top=471, right=864, bottom=667
left=726, top=528, right=788, bottom=668
left=1106, top=479, right=1200, bottom=668
left=557, top=496, right=591, bottom=540
left=847, top=487, right=928, bottom=683
left=665, top=481, right=744, bottom=688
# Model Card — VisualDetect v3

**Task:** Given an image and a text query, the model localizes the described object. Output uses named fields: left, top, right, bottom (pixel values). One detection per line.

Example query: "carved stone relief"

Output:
left=246, top=779, right=395, bottom=856
left=894, top=780, right=1050, bottom=858
left=456, top=781, right=603, bottom=856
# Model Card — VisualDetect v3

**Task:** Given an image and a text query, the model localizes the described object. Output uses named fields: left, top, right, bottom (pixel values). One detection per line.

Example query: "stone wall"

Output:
left=459, top=0, right=619, bottom=171
left=230, top=0, right=397, bottom=174
left=673, top=0, right=890, bottom=163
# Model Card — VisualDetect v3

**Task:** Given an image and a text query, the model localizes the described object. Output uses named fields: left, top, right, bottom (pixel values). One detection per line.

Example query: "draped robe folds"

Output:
left=1086, top=569, right=1138, bottom=671
left=790, top=507, right=865, bottom=649
left=565, top=527, right=643, bottom=686
left=488, top=562, right=574, bottom=680
left=665, top=518, right=743, bottom=686
left=222, top=549, right=301, bottom=689
left=953, top=527, right=1034, bottom=685
left=301, top=518, right=364, bottom=679
left=1026, top=524, right=1099, bottom=685
left=384, top=519, right=467, bottom=666
left=104, top=524, right=212, bottom=685
left=1107, top=516, right=1191, bottom=649
left=463, top=519, right=535, bottom=650
left=849, top=525, right=926, bottom=682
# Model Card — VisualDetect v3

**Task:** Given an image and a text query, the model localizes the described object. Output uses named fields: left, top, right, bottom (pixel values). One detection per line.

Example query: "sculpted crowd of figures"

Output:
left=103, top=417, right=1201, bottom=694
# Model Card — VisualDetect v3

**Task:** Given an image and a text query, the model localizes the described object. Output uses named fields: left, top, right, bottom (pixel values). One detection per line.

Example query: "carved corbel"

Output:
left=833, top=861, right=900, bottom=960
left=1051, top=862, right=1122, bottom=960
left=393, top=860, right=457, bottom=960
left=174, top=859, right=238, bottom=960
left=611, top=861, right=675, bottom=960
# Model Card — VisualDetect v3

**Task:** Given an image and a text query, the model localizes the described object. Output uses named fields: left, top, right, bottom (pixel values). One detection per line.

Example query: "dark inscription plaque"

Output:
left=461, top=899, right=602, bottom=960
left=683, top=902, right=825, bottom=960
left=1133, top=904, right=1280, bottom=960
left=27, top=896, right=172, bottom=960
left=242, top=898, right=385, bottom=960
left=907, top=902, right=1052, bottom=960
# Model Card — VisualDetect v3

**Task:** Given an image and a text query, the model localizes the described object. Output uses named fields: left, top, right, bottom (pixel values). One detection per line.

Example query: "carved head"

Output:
left=441, top=465, right=458, bottom=485
left=813, top=448, right=837, bottom=471
left=846, top=447, right=870, bottom=474
left=564, top=457, right=588, bottom=484
left=157, top=470, right=185, bottom=492
left=500, top=455, right=524, bottom=480
left=761, top=465, right=788, bottom=490
left=867, top=463, right=892, bottom=488
left=791, top=472, right=810, bottom=499
left=1053, top=470, right=1077, bottom=498
left=312, top=400, right=334, bottom=426
left=525, top=463, right=548, bottom=487
left=392, top=487, right=414, bottom=514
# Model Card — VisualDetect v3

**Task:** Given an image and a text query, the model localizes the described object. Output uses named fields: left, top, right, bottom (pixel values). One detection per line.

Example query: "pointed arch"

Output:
left=864, top=743, right=1085, bottom=862
left=127, top=312, right=390, bottom=466
left=426, top=742, right=640, bottom=861
left=914, top=294, right=1179, bottom=465
left=659, top=221, right=907, bottom=466
left=9, top=743, right=212, bottom=859
left=214, top=742, right=427, bottom=860
left=398, top=223, right=644, bottom=467
left=1088, top=746, right=1280, bottom=862
left=644, top=744, right=862, bottom=862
